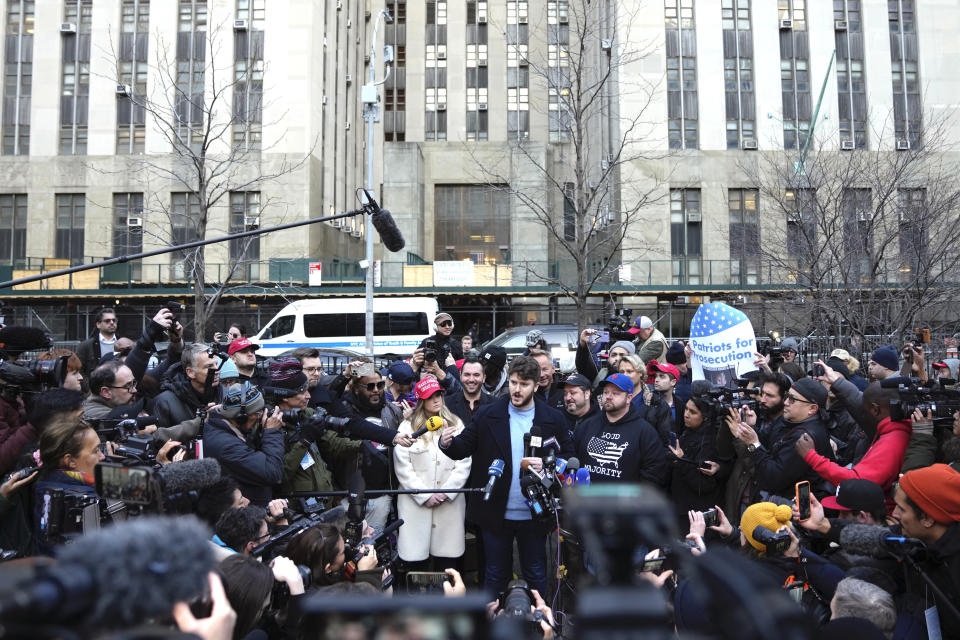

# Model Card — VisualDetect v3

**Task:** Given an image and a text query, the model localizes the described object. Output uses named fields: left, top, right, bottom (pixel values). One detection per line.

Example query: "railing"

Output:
left=0, top=256, right=952, bottom=293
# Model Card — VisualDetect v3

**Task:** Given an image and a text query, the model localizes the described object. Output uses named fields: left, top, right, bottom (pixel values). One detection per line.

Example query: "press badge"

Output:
left=925, top=605, right=942, bottom=640
left=300, top=451, right=316, bottom=470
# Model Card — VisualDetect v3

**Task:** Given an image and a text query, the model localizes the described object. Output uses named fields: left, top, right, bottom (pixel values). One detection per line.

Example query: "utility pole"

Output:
left=361, top=9, right=394, bottom=357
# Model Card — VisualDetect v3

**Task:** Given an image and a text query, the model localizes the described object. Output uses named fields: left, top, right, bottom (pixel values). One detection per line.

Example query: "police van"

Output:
left=253, top=297, right=439, bottom=357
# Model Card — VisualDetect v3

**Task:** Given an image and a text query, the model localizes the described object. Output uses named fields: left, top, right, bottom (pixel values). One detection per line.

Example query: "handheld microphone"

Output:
left=526, top=426, right=543, bottom=458
left=483, top=458, right=504, bottom=502
left=563, top=457, right=580, bottom=487
left=520, top=475, right=545, bottom=516
left=541, top=436, right=559, bottom=452
left=0, top=516, right=214, bottom=627
left=575, top=468, right=591, bottom=486
left=555, top=458, right=569, bottom=475
left=371, top=208, right=406, bottom=253
left=411, top=415, right=444, bottom=438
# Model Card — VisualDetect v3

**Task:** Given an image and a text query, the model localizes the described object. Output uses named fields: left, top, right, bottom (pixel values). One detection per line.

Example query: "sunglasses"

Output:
left=363, top=381, right=386, bottom=391
left=438, top=321, right=453, bottom=328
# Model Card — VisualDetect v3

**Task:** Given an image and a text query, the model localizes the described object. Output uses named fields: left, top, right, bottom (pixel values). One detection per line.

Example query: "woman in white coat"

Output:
left=394, top=376, right=472, bottom=571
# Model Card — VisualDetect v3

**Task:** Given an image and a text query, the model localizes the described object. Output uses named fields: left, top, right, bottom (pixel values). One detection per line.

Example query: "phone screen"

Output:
left=796, top=481, right=811, bottom=521
left=701, top=509, right=719, bottom=527
left=95, top=463, right=152, bottom=504
left=668, top=432, right=678, bottom=448
left=640, top=556, right=665, bottom=573
left=406, top=571, right=451, bottom=594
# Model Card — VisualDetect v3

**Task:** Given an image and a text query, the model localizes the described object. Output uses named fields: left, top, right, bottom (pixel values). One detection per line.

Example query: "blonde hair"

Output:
left=620, top=354, right=643, bottom=371
left=410, top=394, right=460, bottom=434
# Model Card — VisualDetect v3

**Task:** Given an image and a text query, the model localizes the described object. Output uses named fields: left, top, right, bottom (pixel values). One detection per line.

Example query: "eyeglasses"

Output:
left=303, top=367, right=323, bottom=374
left=108, top=381, right=137, bottom=392
left=363, top=381, right=386, bottom=391
left=784, top=394, right=813, bottom=405
left=438, top=321, right=453, bottom=328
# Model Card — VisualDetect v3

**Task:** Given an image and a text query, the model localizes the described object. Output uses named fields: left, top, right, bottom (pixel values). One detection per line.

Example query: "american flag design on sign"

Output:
left=587, top=436, right=628, bottom=467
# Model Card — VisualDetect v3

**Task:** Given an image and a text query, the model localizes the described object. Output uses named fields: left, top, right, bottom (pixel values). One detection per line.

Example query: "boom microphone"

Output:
left=156, top=458, right=222, bottom=495
left=411, top=415, right=444, bottom=438
left=0, top=326, right=53, bottom=356
left=484, top=458, right=504, bottom=502
left=371, top=208, right=406, bottom=253
left=0, top=516, right=214, bottom=628
left=839, top=524, right=927, bottom=558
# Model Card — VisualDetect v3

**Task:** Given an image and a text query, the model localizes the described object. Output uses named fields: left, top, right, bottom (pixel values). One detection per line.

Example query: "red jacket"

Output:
left=803, top=417, right=911, bottom=509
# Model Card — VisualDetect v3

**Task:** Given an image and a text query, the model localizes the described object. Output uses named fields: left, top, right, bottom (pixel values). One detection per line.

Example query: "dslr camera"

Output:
left=422, top=338, right=449, bottom=365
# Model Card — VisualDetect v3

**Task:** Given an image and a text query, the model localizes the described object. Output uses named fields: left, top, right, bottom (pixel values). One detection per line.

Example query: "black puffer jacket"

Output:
left=670, top=423, right=725, bottom=523
left=152, top=364, right=217, bottom=428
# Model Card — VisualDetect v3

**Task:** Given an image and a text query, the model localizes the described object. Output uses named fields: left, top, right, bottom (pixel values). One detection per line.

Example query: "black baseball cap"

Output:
left=561, top=373, right=591, bottom=390
left=821, top=479, right=886, bottom=513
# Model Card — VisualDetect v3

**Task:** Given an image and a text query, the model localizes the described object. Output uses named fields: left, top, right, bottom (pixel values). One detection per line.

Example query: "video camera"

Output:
left=495, top=579, right=551, bottom=637
left=701, top=383, right=759, bottom=416
left=92, top=457, right=224, bottom=516
left=888, top=377, right=960, bottom=423
left=752, top=526, right=792, bottom=555
left=93, top=416, right=161, bottom=464
left=606, top=308, right=635, bottom=343
left=0, top=356, right=69, bottom=396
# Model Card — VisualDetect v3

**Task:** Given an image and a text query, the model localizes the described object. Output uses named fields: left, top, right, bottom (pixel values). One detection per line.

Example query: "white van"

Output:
left=253, top=297, right=439, bottom=357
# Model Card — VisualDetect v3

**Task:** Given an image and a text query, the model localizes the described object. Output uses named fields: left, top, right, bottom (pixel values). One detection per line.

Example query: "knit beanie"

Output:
left=899, top=463, right=960, bottom=524
left=740, top=502, right=794, bottom=552
left=267, top=357, right=308, bottom=395
left=610, top=340, right=636, bottom=355
left=870, top=345, right=899, bottom=373
left=666, top=342, right=687, bottom=365
left=792, top=376, right=828, bottom=408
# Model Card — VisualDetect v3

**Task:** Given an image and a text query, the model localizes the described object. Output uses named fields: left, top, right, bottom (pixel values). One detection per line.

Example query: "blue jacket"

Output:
left=202, top=412, right=285, bottom=507
left=440, top=396, right=573, bottom=532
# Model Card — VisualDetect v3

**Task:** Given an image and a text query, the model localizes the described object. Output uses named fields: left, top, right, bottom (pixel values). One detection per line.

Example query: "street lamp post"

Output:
left=361, top=9, right=393, bottom=357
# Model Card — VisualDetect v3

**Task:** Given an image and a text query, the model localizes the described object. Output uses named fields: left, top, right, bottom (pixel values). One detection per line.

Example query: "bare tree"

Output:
left=101, top=18, right=312, bottom=339
left=735, top=114, right=960, bottom=349
left=467, top=0, right=663, bottom=329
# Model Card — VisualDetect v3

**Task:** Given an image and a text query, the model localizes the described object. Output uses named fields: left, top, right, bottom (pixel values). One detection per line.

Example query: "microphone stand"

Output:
left=283, top=487, right=486, bottom=499
left=896, top=550, right=960, bottom=623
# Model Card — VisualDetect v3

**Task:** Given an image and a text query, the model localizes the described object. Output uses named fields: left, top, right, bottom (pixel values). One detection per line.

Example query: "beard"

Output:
left=511, top=385, right=535, bottom=408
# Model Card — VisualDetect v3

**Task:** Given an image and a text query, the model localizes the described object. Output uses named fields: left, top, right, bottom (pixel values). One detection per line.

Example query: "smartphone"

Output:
left=591, top=330, right=610, bottom=344
left=700, top=508, right=719, bottom=528
left=668, top=432, right=678, bottom=448
left=639, top=556, right=665, bottom=573
left=4, top=465, right=38, bottom=484
left=95, top=463, right=153, bottom=505
left=406, top=571, right=453, bottom=594
left=165, top=301, right=185, bottom=322
left=812, top=364, right=825, bottom=377
left=795, top=480, right=811, bottom=521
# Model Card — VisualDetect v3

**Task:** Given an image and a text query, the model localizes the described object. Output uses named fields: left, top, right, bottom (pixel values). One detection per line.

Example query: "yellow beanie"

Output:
left=740, top=502, right=794, bottom=552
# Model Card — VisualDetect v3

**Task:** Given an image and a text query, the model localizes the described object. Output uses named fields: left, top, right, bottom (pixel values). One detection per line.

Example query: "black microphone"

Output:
left=156, top=457, right=222, bottom=495
left=0, top=516, right=213, bottom=627
left=371, top=208, right=406, bottom=253
left=839, top=524, right=927, bottom=558
left=484, top=458, right=505, bottom=502
left=346, top=471, right=366, bottom=524
left=0, top=326, right=53, bottom=356
left=526, top=426, right=543, bottom=458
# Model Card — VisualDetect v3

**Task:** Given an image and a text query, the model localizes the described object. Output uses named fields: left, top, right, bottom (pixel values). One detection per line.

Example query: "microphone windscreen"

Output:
left=426, top=415, right=444, bottom=431
left=566, top=457, right=580, bottom=473
left=575, top=468, right=591, bottom=486
left=157, top=458, right=222, bottom=495
left=56, top=516, right=214, bottom=628
left=371, top=208, right=406, bottom=253
left=488, top=458, right=505, bottom=477
left=838, top=523, right=888, bottom=558
left=0, top=326, right=52, bottom=354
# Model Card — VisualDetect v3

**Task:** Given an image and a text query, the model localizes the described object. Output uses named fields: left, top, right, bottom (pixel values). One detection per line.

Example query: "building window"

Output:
left=3, top=0, right=34, bottom=156
left=384, top=0, right=406, bottom=143
left=233, top=0, right=263, bottom=152
left=563, top=182, right=575, bottom=242
left=0, top=194, right=27, bottom=264
left=728, top=188, right=759, bottom=284
left=785, top=188, right=816, bottom=266
left=841, top=188, right=872, bottom=282
left=835, top=0, right=867, bottom=148
left=434, top=185, right=510, bottom=264
left=60, top=0, right=92, bottom=155
left=722, top=0, right=754, bottom=149
left=176, top=0, right=206, bottom=154
left=425, top=25, right=447, bottom=142
left=898, top=188, right=925, bottom=276
left=113, top=193, right=143, bottom=279
left=229, top=191, right=260, bottom=280
left=890, top=0, right=920, bottom=147
left=116, top=0, right=148, bottom=154
left=170, top=192, right=201, bottom=279
left=778, top=0, right=810, bottom=150
left=506, top=0, right=529, bottom=141
left=670, top=188, right=701, bottom=285
left=55, top=193, right=85, bottom=264
left=665, top=1, right=697, bottom=150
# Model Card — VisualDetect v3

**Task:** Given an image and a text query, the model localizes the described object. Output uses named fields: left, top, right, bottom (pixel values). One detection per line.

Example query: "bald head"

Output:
left=862, top=381, right=896, bottom=419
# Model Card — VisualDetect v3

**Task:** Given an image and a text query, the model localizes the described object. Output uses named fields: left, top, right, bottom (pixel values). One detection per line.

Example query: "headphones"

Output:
left=222, top=381, right=264, bottom=422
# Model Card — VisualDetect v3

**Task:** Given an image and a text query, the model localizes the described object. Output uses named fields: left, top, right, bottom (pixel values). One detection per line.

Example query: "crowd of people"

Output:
left=0, top=306, right=958, bottom=639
